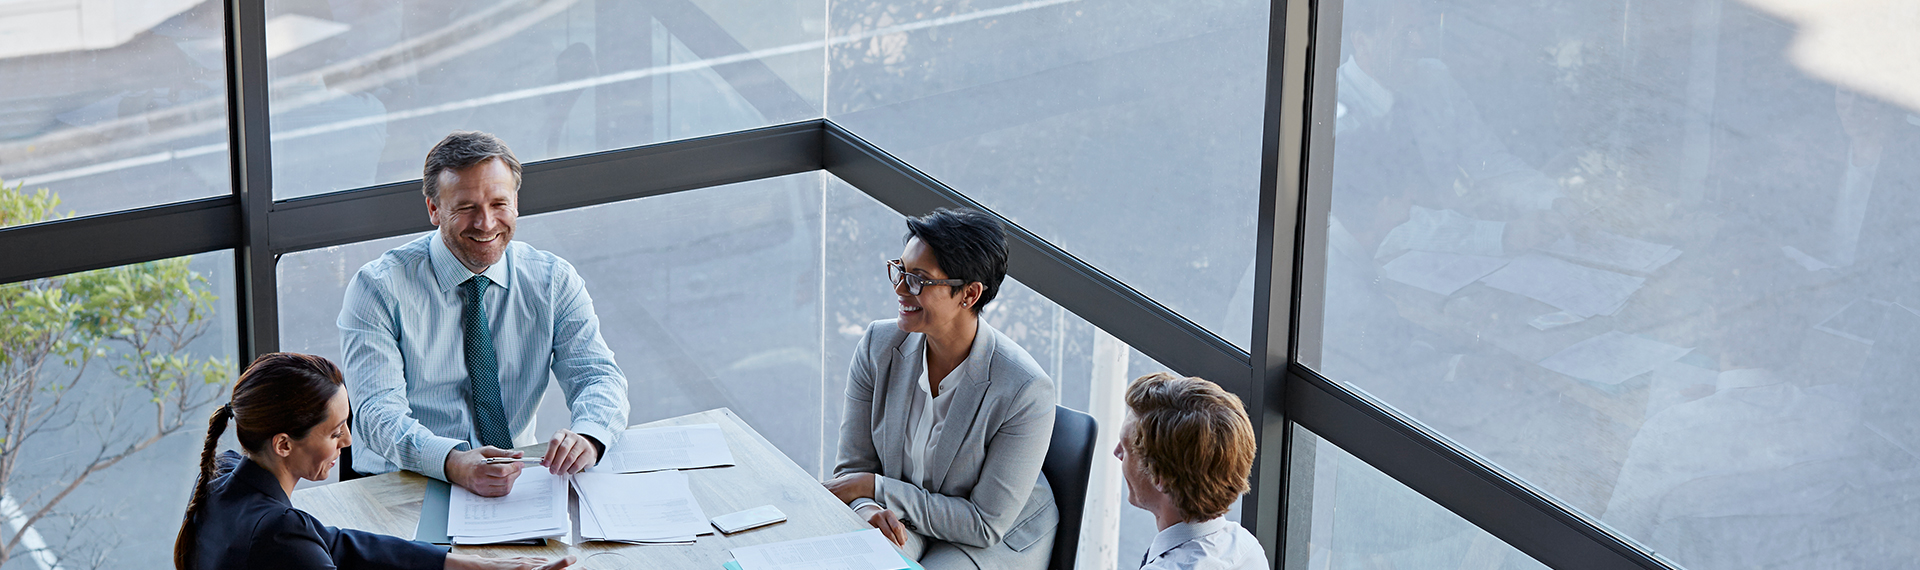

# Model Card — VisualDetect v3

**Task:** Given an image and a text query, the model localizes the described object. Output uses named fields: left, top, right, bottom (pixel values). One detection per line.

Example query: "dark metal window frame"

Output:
left=0, top=1, right=1685, bottom=569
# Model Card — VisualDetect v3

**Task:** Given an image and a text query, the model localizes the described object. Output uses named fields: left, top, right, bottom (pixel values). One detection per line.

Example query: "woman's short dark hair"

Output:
left=174, top=353, right=346, bottom=570
left=904, top=207, right=1008, bottom=314
left=422, top=131, right=522, bottom=204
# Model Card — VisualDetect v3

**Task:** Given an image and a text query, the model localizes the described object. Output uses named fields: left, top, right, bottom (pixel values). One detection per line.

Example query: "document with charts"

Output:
left=573, top=469, right=713, bottom=544
left=447, top=466, right=568, bottom=544
left=592, top=424, right=735, bottom=473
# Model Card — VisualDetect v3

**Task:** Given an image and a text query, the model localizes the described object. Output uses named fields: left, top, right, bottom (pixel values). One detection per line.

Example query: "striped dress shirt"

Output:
left=338, top=233, right=629, bottom=481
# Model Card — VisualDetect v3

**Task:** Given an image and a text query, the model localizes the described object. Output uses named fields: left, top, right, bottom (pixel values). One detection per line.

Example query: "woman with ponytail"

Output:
left=173, top=353, right=573, bottom=570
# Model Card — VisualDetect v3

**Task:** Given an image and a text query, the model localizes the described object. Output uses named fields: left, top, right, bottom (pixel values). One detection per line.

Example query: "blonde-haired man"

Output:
left=1115, top=372, right=1267, bottom=570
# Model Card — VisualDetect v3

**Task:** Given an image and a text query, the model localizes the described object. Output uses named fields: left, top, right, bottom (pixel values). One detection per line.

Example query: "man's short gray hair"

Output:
left=422, top=131, right=523, bottom=203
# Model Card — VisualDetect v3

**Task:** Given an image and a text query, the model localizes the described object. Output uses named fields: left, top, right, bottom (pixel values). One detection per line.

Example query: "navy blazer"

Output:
left=190, top=453, right=446, bottom=570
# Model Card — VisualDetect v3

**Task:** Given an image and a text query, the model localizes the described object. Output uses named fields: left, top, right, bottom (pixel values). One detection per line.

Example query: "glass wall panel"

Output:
left=826, top=0, right=1269, bottom=348
left=1291, top=427, right=1545, bottom=570
left=266, top=0, right=825, bottom=199
left=0, top=1, right=229, bottom=222
left=0, top=242, right=236, bottom=570
left=277, top=171, right=1203, bottom=566
left=1306, top=0, right=1920, bottom=567
left=824, top=175, right=1195, bottom=568
left=279, top=173, right=831, bottom=472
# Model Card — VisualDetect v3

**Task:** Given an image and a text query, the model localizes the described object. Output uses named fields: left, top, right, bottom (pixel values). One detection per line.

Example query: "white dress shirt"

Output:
left=338, top=233, right=630, bottom=481
left=1140, top=517, right=1268, bottom=570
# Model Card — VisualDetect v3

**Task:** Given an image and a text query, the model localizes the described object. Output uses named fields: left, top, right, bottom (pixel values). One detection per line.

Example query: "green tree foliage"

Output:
left=0, top=180, right=233, bottom=566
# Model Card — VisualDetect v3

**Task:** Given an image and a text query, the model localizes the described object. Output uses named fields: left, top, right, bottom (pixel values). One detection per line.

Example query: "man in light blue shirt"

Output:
left=1116, top=373, right=1268, bottom=570
left=339, top=131, right=629, bottom=497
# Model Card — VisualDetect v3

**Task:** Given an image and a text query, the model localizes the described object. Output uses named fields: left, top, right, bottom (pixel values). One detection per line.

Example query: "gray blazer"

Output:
left=835, top=319, right=1059, bottom=569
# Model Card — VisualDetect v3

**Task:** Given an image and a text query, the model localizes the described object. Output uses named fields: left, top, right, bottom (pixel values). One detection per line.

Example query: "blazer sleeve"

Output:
left=249, top=508, right=447, bottom=570
left=833, top=322, right=885, bottom=478
left=876, top=374, right=1055, bottom=549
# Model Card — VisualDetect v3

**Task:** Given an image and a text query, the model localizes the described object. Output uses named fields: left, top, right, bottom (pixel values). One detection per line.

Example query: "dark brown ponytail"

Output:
left=173, top=353, right=345, bottom=570
left=174, top=403, right=231, bottom=570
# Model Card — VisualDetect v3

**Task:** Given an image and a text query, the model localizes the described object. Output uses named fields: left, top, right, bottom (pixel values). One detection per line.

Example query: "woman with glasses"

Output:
left=174, top=353, right=573, bottom=570
left=823, top=207, right=1059, bottom=570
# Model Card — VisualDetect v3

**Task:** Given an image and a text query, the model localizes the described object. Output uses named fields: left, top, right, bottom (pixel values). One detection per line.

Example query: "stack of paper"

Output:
left=1480, top=254, right=1645, bottom=318
left=1541, top=231, right=1681, bottom=274
left=593, top=424, right=736, bottom=473
left=447, top=466, right=568, bottom=544
left=575, top=470, right=713, bottom=544
left=730, top=529, right=911, bottom=570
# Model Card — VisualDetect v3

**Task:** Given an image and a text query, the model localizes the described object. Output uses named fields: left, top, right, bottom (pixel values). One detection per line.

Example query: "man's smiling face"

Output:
left=428, top=157, right=519, bottom=274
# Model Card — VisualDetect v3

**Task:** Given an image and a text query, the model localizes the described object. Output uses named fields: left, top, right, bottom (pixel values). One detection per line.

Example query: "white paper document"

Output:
left=1541, top=231, right=1680, bottom=274
left=593, top=424, right=735, bottom=473
left=574, top=470, right=712, bottom=544
left=1480, top=254, right=1645, bottom=318
left=1538, top=331, right=1692, bottom=385
left=731, top=529, right=909, bottom=570
left=1380, top=251, right=1510, bottom=295
left=448, top=466, right=568, bottom=544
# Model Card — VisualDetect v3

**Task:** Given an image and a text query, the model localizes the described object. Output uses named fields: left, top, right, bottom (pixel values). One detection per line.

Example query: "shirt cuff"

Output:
left=420, top=436, right=468, bottom=482
left=872, top=475, right=908, bottom=508
left=850, top=498, right=881, bottom=513
left=570, top=421, right=619, bottom=466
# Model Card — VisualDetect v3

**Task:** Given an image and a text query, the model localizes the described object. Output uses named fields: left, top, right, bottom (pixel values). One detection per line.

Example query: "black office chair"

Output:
left=1043, top=405, right=1098, bottom=570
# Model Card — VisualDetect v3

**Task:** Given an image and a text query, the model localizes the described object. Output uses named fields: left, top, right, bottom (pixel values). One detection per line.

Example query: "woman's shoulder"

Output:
left=976, top=321, right=1054, bottom=395
left=236, top=504, right=325, bottom=548
left=858, top=319, right=912, bottom=354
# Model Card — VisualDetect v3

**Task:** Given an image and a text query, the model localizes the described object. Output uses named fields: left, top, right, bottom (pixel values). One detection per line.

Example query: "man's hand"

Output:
left=542, top=429, right=599, bottom=475
left=823, top=472, right=876, bottom=504
left=447, top=446, right=524, bottom=497
left=858, top=504, right=908, bottom=547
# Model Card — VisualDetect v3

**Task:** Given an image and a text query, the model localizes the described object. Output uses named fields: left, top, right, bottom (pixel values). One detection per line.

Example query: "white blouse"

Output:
left=905, top=345, right=962, bottom=487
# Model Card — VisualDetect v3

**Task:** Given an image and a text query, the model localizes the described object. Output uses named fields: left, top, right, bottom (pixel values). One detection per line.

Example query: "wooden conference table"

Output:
left=291, top=408, right=871, bottom=569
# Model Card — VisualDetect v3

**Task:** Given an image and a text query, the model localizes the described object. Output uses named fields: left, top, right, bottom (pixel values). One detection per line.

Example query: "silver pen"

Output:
left=482, top=456, right=543, bottom=465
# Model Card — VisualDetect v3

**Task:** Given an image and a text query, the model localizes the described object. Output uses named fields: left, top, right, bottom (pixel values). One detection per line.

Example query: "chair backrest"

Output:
left=1043, top=405, right=1098, bottom=570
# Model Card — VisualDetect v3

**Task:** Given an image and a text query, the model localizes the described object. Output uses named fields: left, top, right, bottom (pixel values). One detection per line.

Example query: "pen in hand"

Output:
left=483, top=456, right=545, bottom=465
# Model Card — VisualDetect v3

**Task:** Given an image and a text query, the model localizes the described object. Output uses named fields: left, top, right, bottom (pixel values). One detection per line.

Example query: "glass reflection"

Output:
left=0, top=230, right=235, bottom=569
left=827, top=0, right=1268, bottom=348
left=266, top=0, right=824, bottom=199
left=1312, top=0, right=1920, bottom=567
left=1294, top=427, right=1546, bottom=570
left=0, top=1, right=229, bottom=221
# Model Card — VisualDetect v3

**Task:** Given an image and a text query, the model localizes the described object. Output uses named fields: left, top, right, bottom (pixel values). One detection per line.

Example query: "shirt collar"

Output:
left=916, top=346, right=964, bottom=400
left=428, top=232, right=513, bottom=293
left=1146, top=517, right=1235, bottom=563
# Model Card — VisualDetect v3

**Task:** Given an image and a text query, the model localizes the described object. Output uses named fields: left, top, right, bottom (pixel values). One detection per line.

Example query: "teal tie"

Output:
left=461, top=276, right=513, bottom=450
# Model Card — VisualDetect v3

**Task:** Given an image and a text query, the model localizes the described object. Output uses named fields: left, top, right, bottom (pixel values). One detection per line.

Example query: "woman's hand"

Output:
left=445, top=553, right=577, bottom=570
left=858, top=504, right=909, bottom=547
left=822, top=472, right=876, bottom=504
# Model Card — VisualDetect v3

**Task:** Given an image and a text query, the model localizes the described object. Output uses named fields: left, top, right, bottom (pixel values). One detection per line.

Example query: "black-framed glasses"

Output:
left=888, top=260, right=967, bottom=296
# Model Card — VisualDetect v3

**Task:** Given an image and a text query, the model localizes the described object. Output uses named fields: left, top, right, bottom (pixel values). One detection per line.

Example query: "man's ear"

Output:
left=426, top=196, right=441, bottom=227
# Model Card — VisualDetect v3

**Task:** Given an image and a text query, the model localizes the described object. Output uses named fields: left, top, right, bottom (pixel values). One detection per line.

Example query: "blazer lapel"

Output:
left=880, top=332, right=921, bottom=480
left=924, top=321, right=999, bottom=492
